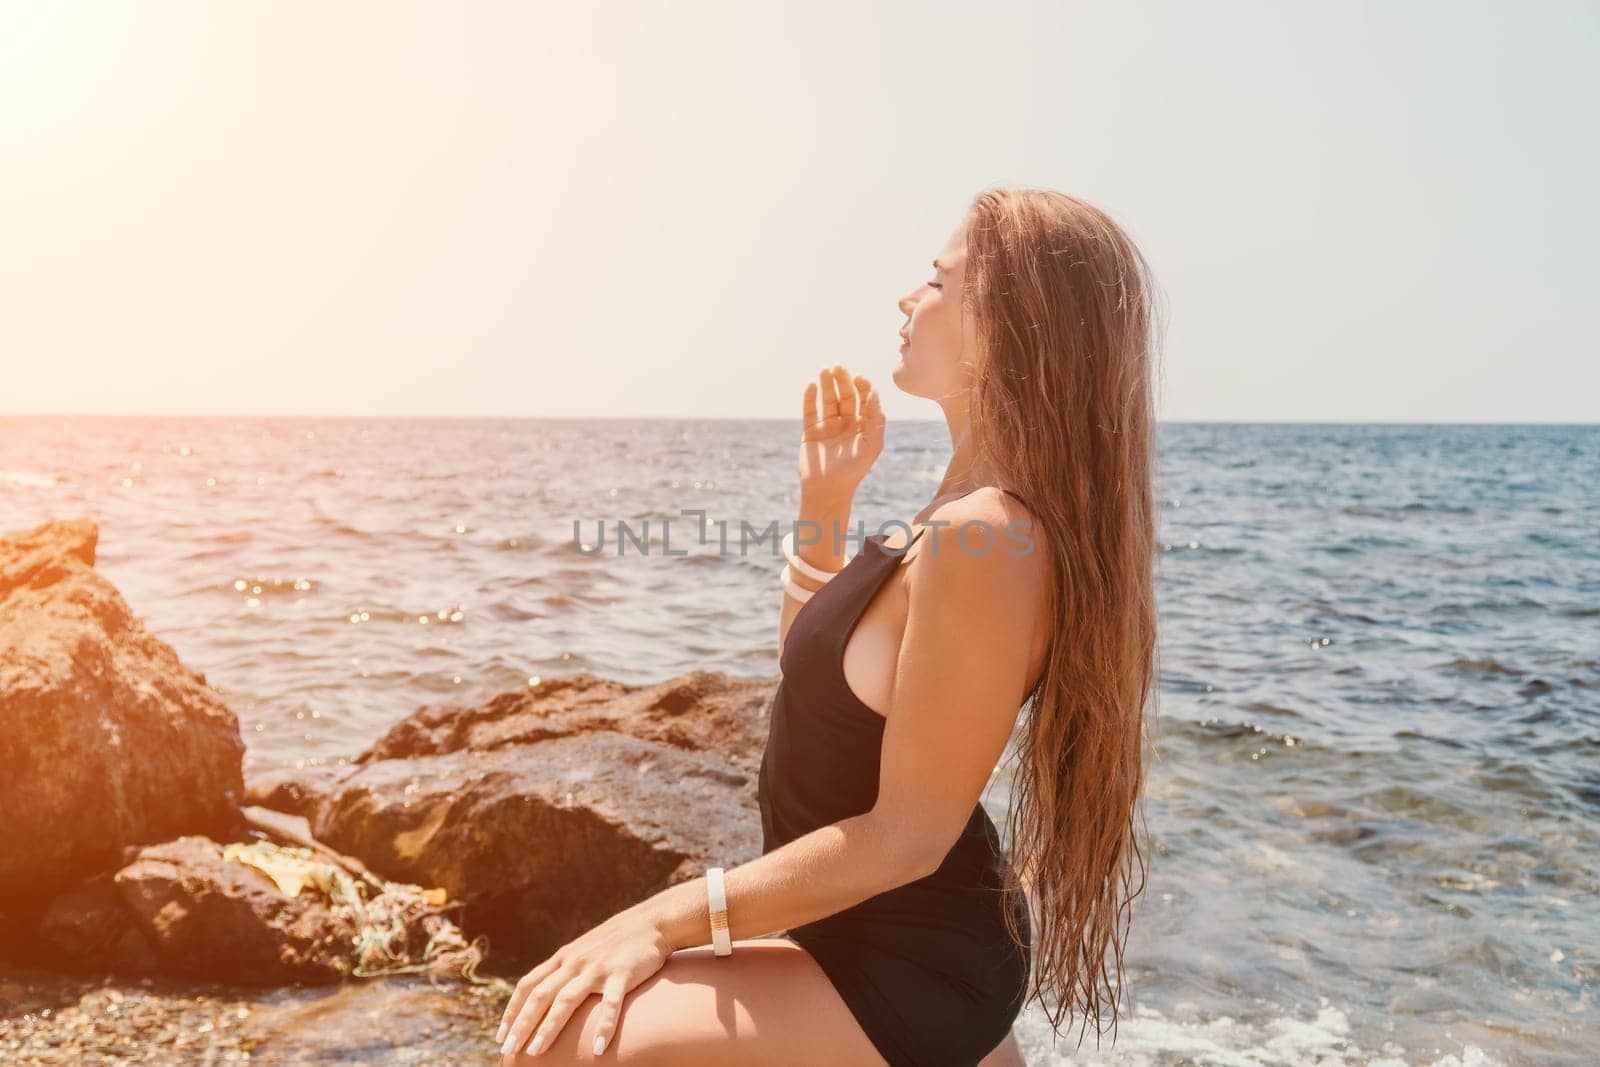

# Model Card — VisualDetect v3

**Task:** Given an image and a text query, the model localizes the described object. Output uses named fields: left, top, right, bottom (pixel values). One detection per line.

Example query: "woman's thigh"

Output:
left=503, top=937, right=890, bottom=1066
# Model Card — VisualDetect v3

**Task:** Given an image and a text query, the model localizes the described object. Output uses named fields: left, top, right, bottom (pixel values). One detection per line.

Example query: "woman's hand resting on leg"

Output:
left=497, top=911, right=673, bottom=1059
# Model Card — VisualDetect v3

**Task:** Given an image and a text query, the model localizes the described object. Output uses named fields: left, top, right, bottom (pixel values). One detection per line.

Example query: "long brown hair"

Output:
left=964, top=186, right=1163, bottom=1046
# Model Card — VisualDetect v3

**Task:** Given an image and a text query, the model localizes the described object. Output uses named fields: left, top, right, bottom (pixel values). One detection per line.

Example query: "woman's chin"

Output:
left=888, top=360, right=918, bottom=395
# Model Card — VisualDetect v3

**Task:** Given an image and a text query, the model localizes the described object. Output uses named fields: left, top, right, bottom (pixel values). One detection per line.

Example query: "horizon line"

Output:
left=0, top=412, right=1595, bottom=428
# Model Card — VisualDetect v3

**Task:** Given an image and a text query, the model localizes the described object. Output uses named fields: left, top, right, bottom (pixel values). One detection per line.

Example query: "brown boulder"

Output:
left=39, top=835, right=355, bottom=983
left=357, top=670, right=774, bottom=775
left=0, top=519, right=246, bottom=917
left=39, top=834, right=481, bottom=985
left=35, top=869, right=161, bottom=974
left=312, top=733, right=759, bottom=967
left=246, top=671, right=777, bottom=966
left=116, top=836, right=364, bottom=983
left=244, top=763, right=349, bottom=824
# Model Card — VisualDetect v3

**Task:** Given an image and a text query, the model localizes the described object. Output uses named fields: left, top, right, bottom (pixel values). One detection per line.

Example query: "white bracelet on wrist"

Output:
left=779, top=562, right=816, bottom=604
left=707, top=866, right=732, bottom=957
left=781, top=529, right=843, bottom=584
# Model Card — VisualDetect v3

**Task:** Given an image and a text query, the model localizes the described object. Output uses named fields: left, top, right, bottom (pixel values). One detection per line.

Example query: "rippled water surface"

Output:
left=3, top=417, right=1596, bottom=1065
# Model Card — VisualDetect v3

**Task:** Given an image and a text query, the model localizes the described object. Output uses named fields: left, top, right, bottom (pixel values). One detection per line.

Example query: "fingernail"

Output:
left=500, top=1034, right=516, bottom=1056
left=594, top=1035, right=607, bottom=1056
left=496, top=1022, right=507, bottom=1044
left=528, top=1034, right=544, bottom=1055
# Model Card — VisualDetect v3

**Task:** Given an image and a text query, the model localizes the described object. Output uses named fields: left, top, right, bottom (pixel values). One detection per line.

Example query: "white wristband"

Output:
left=707, top=867, right=732, bottom=956
left=779, top=563, right=817, bottom=604
left=781, top=529, right=843, bottom=584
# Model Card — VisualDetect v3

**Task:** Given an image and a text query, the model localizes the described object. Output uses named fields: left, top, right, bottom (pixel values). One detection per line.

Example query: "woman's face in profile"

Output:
left=892, top=215, right=982, bottom=403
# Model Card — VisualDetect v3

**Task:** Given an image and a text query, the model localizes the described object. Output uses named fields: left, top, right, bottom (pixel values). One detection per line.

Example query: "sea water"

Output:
left=2, top=416, right=1595, bottom=1065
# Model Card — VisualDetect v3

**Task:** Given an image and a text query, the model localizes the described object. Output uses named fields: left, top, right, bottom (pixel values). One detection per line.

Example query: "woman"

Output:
left=496, top=186, right=1160, bottom=1065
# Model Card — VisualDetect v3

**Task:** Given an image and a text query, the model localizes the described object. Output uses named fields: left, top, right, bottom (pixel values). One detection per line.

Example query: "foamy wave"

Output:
left=1018, top=1000, right=1504, bottom=1067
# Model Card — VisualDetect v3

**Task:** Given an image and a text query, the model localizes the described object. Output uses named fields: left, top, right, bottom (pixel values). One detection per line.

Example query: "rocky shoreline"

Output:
left=1, top=518, right=779, bottom=1062
left=0, top=966, right=510, bottom=1065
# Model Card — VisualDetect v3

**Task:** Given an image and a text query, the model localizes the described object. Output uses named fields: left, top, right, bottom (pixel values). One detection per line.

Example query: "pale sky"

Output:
left=2, top=1, right=1596, bottom=423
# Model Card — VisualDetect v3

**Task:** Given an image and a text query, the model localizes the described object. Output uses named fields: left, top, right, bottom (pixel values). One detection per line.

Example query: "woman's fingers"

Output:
left=495, top=981, right=523, bottom=1047
left=497, top=956, right=562, bottom=1045
left=501, top=966, right=568, bottom=1058
left=856, top=375, right=883, bottom=425
left=803, top=365, right=870, bottom=439
left=819, top=367, right=841, bottom=420
left=589, top=974, right=629, bottom=1057
left=525, top=976, right=600, bottom=1057
left=833, top=364, right=858, bottom=419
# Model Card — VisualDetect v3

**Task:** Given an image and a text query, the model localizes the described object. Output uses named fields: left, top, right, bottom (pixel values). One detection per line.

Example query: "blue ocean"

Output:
left=2, top=417, right=1595, bottom=1065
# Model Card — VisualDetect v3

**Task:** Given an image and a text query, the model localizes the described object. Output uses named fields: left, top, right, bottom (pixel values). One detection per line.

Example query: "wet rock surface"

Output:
left=0, top=518, right=246, bottom=918
left=61, top=836, right=359, bottom=984
left=37, top=833, right=483, bottom=987
left=354, top=670, right=773, bottom=777
left=247, top=672, right=776, bottom=967
left=232, top=979, right=501, bottom=1064
left=36, top=871, right=161, bottom=976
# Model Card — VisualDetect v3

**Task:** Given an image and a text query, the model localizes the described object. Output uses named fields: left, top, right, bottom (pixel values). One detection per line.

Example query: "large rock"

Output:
left=357, top=670, right=772, bottom=775
left=0, top=519, right=246, bottom=917
left=114, top=836, right=358, bottom=983
left=40, top=836, right=354, bottom=983
left=246, top=671, right=777, bottom=966
left=33, top=869, right=161, bottom=974
left=38, top=834, right=481, bottom=985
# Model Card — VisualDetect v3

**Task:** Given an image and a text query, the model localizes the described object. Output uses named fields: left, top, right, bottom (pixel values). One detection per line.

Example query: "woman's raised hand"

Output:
left=798, top=365, right=884, bottom=500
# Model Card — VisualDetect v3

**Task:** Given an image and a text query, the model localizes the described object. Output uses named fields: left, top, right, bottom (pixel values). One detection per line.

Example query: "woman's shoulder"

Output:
left=913, top=485, right=1041, bottom=545
left=908, top=488, right=1053, bottom=693
left=908, top=487, right=1050, bottom=589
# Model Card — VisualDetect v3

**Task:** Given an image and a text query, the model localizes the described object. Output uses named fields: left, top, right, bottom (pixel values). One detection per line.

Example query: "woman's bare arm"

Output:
left=776, top=366, right=884, bottom=656
left=650, top=493, right=1045, bottom=949
left=776, top=486, right=853, bottom=655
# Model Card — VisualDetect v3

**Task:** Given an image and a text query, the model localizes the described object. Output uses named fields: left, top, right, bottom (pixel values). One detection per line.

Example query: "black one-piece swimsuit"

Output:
left=757, top=510, right=1034, bottom=1067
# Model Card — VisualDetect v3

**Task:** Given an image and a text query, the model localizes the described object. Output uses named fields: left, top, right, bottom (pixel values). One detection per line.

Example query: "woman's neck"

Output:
left=914, top=397, right=1002, bottom=522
